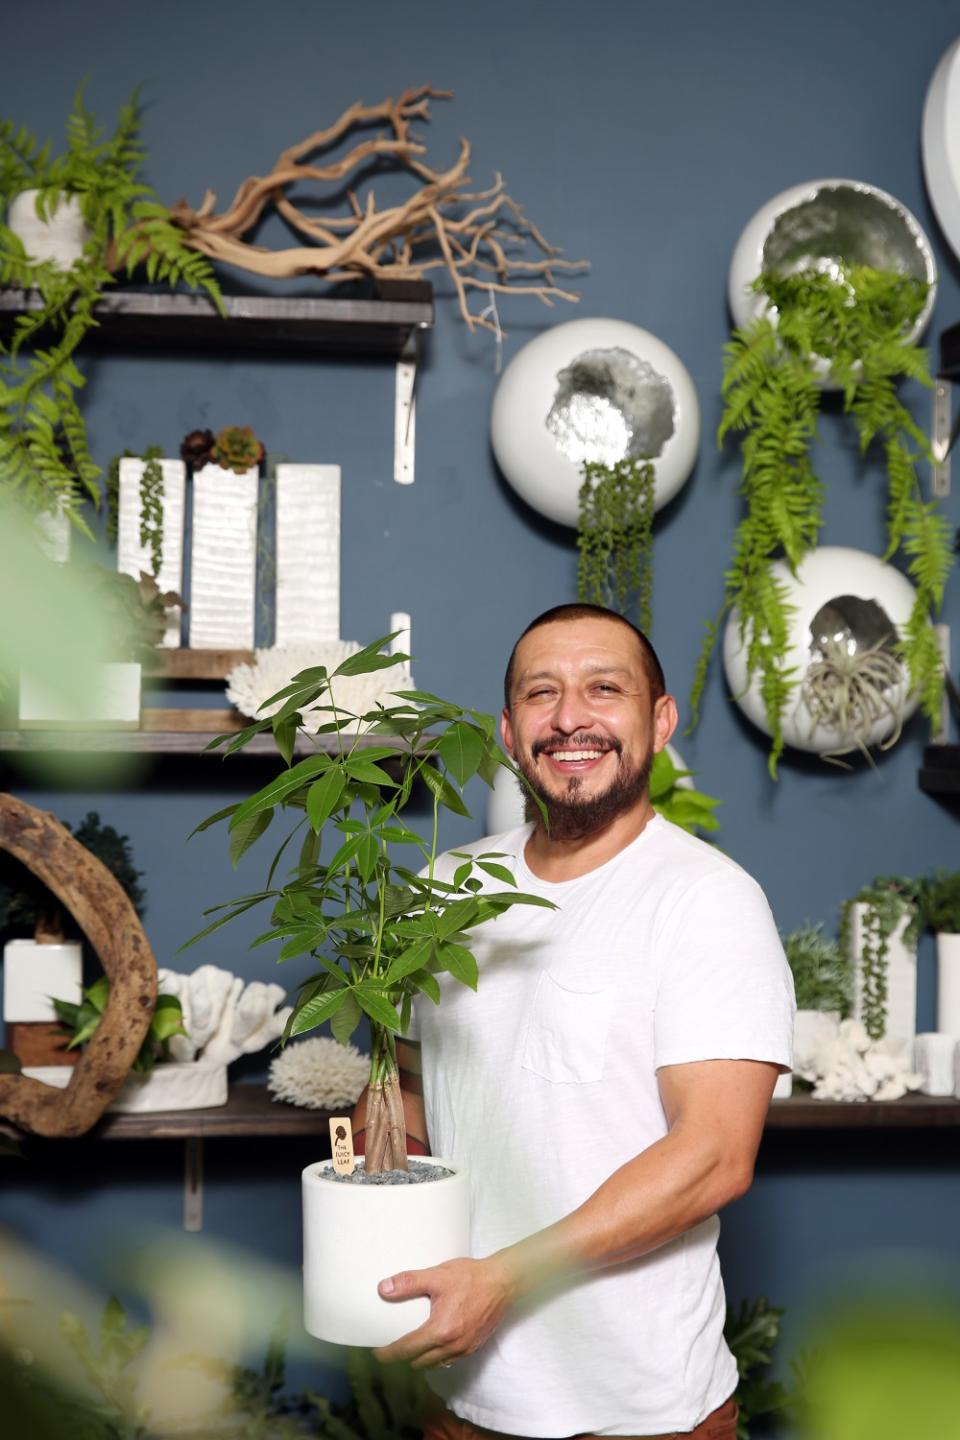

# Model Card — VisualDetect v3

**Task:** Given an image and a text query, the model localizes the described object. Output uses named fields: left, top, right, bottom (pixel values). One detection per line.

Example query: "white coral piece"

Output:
left=268, top=1036, right=369, bottom=1110
left=226, top=643, right=413, bottom=734
left=157, top=966, right=291, bottom=1065
left=796, top=1017, right=922, bottom=1102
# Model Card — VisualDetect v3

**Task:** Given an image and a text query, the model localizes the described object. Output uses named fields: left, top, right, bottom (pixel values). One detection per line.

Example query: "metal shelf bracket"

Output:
left=394, top=333, right=418, bottom=485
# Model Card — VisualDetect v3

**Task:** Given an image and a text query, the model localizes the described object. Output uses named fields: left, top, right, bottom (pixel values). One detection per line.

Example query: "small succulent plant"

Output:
left=180, top=427, right=216, bottom=471
left=211, top=425, right=265, bottom=475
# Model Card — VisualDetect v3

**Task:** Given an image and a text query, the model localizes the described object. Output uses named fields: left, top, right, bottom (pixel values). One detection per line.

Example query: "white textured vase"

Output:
left=274, top=464, right=341, bottom=646
left=2, top=939, right=82, bottom=1025
left=7, top=190, right=90, bottom=268
left=848, top=905, right=917, bottom=1048
left=188, top=465, right=259, bottom=649
left=302, top=1158, right=470, bottom=1346
left=117, top=458, right=186, bottom=647
left=936, top=932, right=960, bottom=1036
left=22, top=1061, right=229, bottom=1112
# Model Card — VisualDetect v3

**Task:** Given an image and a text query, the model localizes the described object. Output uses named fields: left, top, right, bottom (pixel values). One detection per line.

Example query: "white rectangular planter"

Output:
left=117, top=457, right=186, bottom=647
left=21, top=1061, right=228, bottom=1112
left=18, top=661, right=141, bottom=728
left=3, top=939, right=82, bottom=1024
left=848, top=904, right=917, bottom=1047
left=274, top=464, right=340, bottom=646
left=936, top=932, right=960, bottom=1035
left=189, top=464, right=259, bottom=649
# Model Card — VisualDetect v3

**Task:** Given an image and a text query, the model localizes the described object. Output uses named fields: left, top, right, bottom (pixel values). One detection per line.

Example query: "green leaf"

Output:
left=0, top=1048, right=22, bottom=1075
left=420, top=762, right=471, bottom=817
left=343, top=755, right=399, bottom=788
left=333, top=636, right=408, bottom=677
left=306, top=769, right=345, bottom=832
left=289, top=987, right=349, bottom=1036
left=476, top=861, right=517, bottom=886
left=151, top=994, right=186, bottom=1043
left=273, top=715, right=298, bottom=767
left=407, top=969, right=441, bottom=1005
left=330, top=990, right=362, bottom=1045
left=229, top=809, right=273, bottom=869
left=435, top=942, right=479, bottom=990
left=354, top=985, right=402, bottom=1031
left=437, top=721, right=485, bottom=786
left=384, top=937, right=433, bottom=984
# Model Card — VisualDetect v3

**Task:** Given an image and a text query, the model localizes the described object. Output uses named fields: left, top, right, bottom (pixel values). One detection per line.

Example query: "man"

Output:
left=352, top=603, right=794, bottom=1440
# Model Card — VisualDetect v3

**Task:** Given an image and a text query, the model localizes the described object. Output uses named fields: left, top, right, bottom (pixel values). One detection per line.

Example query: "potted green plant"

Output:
left=839, top=876, right=923, bottom=1044
left=184, top=425, right=265, bottom=649
left=577, top=456, right=656, bottom=634
left=918, top=869, right=960, bottom=1035
left=689, top=264, right=954, bottom=777
left=182, top=634, right=551, bottom=1344
left=780, top=922, right=852, bottom=1094
left=1, top=811, right=144, bottom=1068
left=0, top=84, right=223, bottom=536
left=107, top=445, right=186, bottom=645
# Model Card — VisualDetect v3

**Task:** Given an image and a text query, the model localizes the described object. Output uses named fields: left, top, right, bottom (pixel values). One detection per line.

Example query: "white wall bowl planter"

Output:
left=302, top=1158, right=469, bottom=1346
left=491, top=318, right=700, bottom=528
left=936, top=932, right=960, bottom=1036
left=117, top=458, right=186, bottom=648
left=188, top=464, right=259, bottom=649
left=21, top=1060, right=229, bottom=1112
left=7, top=190, right=91, bottom=268
left=723, top=546, right=918, bottom=759
left=923, top=37, right=960, bottom=264
left=728, top=179, right=937, bottom=347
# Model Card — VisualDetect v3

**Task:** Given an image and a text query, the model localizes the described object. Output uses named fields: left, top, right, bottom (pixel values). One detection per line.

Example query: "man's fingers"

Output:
left=411, top=1348, right=456, bottom=1372
left=379, top=1269, right=427, bottom=1299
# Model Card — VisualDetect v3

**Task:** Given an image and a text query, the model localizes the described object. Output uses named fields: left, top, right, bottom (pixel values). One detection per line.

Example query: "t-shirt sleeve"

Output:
left=653, top=868, right=795, bottom=1071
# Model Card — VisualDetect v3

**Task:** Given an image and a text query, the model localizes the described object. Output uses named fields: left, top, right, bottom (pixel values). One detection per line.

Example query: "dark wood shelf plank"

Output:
left=0, top=285, right=434, bottom=357
left=142, top=649, right=253, bottom=681
left=0, top=728, right=418, bottom=757
left=768, top=1093, right=960, bottom=1127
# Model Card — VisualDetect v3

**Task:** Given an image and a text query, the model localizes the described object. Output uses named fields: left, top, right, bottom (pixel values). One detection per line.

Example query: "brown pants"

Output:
left=423, top=1394, right=738, bottom=1440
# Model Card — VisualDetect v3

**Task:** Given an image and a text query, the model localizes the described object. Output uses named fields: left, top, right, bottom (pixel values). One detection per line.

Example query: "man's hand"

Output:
left=372, top=1254, right=517, bottom=1370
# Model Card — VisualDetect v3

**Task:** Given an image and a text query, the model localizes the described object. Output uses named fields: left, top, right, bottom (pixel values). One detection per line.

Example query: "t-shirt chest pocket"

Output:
left=520, top=969, right=616, bottom=1084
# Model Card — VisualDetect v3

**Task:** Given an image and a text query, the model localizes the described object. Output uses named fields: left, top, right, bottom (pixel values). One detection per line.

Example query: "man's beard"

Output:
left=515, top=733, right=654, bottom=842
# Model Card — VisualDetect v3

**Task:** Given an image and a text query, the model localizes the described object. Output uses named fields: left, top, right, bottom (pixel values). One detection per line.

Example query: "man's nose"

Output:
left=550, top=685, right=594, bottom=735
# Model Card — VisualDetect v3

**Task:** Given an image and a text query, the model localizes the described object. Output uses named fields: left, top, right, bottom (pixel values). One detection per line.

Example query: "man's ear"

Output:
left=500, top=706, right=515, bottom=757
left=653, top=694, right=679, bottom=754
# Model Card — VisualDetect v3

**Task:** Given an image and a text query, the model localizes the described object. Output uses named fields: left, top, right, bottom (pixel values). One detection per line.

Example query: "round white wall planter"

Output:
left=302, top=1158, right=470, bottom=1346
left=723, top=547, right=918, bottom=758
left=728, top=179, right=937, bottom=345
left=22, top=1061, right=229, bottom=1112
left=936, top=932, right=960, bottom=1036
left=491, top=318, right=700, bottom=528
left=923, top=37, right=960, bottom=264
left=485, top=743, right=693, bottom=833
left=7, top=190, right=91, bottom=269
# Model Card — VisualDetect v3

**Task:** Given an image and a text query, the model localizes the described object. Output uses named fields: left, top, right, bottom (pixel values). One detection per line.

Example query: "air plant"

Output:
left=801, top=636, right=908, bottom=766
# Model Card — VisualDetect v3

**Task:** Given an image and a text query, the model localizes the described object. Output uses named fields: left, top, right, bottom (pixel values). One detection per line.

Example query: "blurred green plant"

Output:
left=780, top=922, right=851, bottom=1013
left=0, top=810, right=145, bottom=941
left=839, top=876, right=923, bottom=1040
left=52, top=975, right=185, bottom=1076
left=724, top=1296, right=794, bottom=1439
left=918, top=868, right=960, bottom=934
left=649, top=749, right=721, bottom=836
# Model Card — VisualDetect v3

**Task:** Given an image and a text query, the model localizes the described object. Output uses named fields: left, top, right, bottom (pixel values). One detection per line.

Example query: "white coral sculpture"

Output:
left=157, top=965, right=291, bottom=1065
left=226, top=643, right=413, bottom=734
left=268, top=1036, right=369, bottom=1110
left=795, top=1016, right=922, bottom=1102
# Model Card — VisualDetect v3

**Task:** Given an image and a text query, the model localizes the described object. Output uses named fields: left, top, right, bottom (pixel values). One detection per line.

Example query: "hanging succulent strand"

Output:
left=576, top=457, right=655, bottom=633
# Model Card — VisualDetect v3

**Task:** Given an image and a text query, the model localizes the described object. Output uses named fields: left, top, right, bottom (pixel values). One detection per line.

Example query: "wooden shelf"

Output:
left=0, top=283, right=434, bottom=357
left=0, top=727, right=414, bottom=757
left=767, top=1093, right=960, bottom=1127
left=142, top=649, right=252, bottom=681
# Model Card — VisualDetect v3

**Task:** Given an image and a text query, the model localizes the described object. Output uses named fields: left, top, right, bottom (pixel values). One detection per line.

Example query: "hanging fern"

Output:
left=691, top=263, right=952, bottom=777
left=576, top=457, right=656, bottom=632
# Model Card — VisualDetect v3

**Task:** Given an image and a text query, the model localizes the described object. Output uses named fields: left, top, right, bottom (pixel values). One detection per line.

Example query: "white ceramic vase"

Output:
left=188, top=464, right=259, bottom=649
left=302, top=1158, right=470, bottom=1346
left=490, top=317, right=700, bottom=528
left=848, top=905, right=917, bottom=1048
left=117, top=457, right=187, bottom=647
left=274, top=464, right=341, bottom=646
left=2, top=939, right=82, bottom=1026
left=7, top=190, right=91, bottom=268
left=936, top=932, right=960, bottom=1036
left=22, top=1060, right=229, bottom=1112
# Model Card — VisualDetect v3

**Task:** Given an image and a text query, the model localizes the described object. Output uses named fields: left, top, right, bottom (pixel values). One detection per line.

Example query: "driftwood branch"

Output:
left=165, top=86, right=587, bottom=333
left=0, top=794, right=156, bottom=1138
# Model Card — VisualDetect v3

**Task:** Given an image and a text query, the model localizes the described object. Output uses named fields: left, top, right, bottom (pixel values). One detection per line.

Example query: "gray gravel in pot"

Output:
left=324, top=1159, right=454, bottom=1185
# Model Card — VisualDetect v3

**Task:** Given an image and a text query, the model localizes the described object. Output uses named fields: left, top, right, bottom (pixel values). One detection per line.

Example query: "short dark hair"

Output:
left=503, top=603, right=666, bottom=710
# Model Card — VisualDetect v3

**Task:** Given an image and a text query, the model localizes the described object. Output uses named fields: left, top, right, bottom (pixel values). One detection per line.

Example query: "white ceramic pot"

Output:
left=913, top=1032, right=957, bottom=1096
left=189, top=465, right=259, bottom=649
left=18, top=661, right=142, bottom=728
left=302, top=1157, right=470, bottom=1346
left=7, top=190, right=91, bottom=268
left=936, top=932, right=960, bottom=1036
left=847, top=904, right=917, bottom=1047
left=723, top=547, right=918, bottom=758
left=728, top=179, right=936, bottom=349
left=274, top=464, right=341, bottom=646
left=22, top=1061, right=229, bottom=1112
left=117, top=458, right=187, bottom=647
left=2, top=939, right=82, bottom=1025
left=923, top=37, right=960, bottom=266
left=491, top=317, right=700, bottom=528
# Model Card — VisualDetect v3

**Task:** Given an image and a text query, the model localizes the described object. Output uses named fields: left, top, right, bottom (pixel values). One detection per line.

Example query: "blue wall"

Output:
left=2, top=0, right=960, bottom=1413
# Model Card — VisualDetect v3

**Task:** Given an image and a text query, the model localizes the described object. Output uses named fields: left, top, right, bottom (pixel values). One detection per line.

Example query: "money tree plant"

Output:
left=183, top=636, right=551, bottom=1174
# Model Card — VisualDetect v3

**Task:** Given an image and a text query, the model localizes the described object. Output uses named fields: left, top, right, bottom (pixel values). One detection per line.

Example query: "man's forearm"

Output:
left=491, top=1128, right=749, bottom=1304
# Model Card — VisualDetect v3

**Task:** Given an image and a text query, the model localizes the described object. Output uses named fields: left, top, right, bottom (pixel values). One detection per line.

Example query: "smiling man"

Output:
left=366, top=603, right=795, bottom=1440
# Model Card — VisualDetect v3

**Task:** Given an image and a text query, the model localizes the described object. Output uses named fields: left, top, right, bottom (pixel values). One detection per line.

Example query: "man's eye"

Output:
left=593, top=683, right=620, bottom=694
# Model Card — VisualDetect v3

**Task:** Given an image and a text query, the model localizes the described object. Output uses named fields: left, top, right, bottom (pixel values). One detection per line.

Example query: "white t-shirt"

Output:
left=407, top=815, right=795, bottom=1438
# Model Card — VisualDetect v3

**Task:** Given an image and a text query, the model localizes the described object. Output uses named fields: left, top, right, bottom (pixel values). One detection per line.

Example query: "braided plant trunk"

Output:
left=363, top=1027, right=408, bottom=1173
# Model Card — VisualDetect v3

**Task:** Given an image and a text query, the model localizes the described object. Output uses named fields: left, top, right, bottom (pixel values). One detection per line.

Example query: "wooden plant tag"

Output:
left=329, top=1116, right=356, bottom=1175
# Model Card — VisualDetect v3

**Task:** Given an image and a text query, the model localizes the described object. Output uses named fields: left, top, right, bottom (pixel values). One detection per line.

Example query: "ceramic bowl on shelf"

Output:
left=923, top=36, right=960, bottom=265
left=491, top=317, right=700, bottom=528
left=723, top=545, right=919, bottom=758
left=728, top=179, right=937, bottom=345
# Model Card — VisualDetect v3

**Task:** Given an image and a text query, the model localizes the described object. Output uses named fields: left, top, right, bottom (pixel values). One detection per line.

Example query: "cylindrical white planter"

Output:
left=7, top=190, right=91, bottom=268
left=848, top=905, right=917, bottom=1046
left=189, top=465, right=259, bottom=649
left=302, top=1158, right=470, bottom=1347
left=117, top=458, right=186, bottom=648
left=936, top=932, right=960, bottom=1035
left=913, top=1033, right=958, bottom=1096
left=274, top=464, right=341, bottom=646
left=21, top=1061, right=229, bottom=1112
left=3, top=939, right=82, bottom=1025
left=18, top=661, right=142, bottom=728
